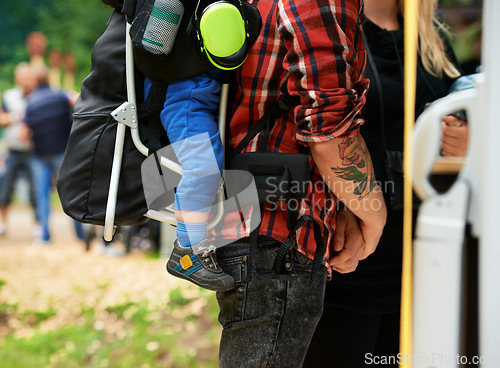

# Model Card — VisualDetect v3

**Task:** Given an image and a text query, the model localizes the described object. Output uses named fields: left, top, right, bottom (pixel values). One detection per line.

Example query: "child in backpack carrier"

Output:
left=144, top=69, right=235, bottom=291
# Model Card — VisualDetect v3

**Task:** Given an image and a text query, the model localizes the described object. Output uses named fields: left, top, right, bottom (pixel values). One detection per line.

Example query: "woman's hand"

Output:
left=441, top=115, right=469, bottom=157
left=329, top=206, right=366, bottom=273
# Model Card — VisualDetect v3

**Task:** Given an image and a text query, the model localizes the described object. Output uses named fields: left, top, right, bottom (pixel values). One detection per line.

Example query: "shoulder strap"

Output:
left=102, top=0, right=137, bottom=19
left=145, top=80, right=168, bottom=153
left=226, top=91, right=299, bottom=163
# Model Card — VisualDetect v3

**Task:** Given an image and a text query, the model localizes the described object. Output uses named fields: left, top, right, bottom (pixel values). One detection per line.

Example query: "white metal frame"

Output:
left=412, top=0, right=499, bottom=366
left=103, top=23, right=226, bottom=242
left=474, top=0, right=500, bottom=365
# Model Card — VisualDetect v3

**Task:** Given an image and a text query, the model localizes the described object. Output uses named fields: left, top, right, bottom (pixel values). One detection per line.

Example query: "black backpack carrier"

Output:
left=57, top=9, right=152, bottom=226
left=57, top=0, right=262, bottom=230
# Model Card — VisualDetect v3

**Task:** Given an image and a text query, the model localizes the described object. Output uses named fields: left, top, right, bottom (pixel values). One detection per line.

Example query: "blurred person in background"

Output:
left=0, top=62, right=39, bottom=236
left=303, top=0, right=466, bottom=366
left=26, top=31, right=47, bottom=67
left=21, top=65, right=84, bottom=244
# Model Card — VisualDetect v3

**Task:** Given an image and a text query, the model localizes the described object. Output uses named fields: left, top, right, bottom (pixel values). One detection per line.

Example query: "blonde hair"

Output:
left=398, top=0, right=461, bottom=79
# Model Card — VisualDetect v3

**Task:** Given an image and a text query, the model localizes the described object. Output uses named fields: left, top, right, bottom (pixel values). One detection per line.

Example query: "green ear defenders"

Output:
left=194, top=0, right=249, bottom=70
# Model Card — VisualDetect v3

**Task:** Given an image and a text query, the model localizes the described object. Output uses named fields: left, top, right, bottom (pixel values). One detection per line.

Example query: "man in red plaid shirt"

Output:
left=215, top=0, right=386, bottom=366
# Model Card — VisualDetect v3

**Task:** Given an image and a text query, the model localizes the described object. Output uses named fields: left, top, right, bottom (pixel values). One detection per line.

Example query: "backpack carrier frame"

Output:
left=103, top=22, right=227, bottom=242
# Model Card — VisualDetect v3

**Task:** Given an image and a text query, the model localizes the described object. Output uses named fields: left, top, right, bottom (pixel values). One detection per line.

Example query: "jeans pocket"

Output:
left=287, top=249, right=316, bottom=276
left=218, top=254, right=250, bottom=285
left=216, top=282, right=247, bottom=328
left=216, top=244, right=252, bottom=328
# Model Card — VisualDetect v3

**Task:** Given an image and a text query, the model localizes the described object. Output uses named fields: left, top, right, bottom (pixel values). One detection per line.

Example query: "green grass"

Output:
left=168, top=286, right=192, bottom=310
left=105, top=301, right=136, bottom=318
left=0, top=291, right=220, bottom=368
left=22, top=307, right=57, bottom=326
left=0, top=324, right=104, bottom=368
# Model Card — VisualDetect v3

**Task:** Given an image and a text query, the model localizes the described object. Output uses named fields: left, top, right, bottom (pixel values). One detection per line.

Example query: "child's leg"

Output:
left=144, top=72, right=233, bottom=291
left=159, top=71, right=223, bottom=247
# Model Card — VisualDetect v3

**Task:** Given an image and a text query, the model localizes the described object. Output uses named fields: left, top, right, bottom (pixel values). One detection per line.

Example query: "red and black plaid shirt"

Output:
left=223, top=0, right=369, bottom=263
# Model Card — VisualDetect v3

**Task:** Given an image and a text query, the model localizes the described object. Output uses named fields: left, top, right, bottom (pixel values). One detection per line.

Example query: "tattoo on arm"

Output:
left=331, top=135, right=377, bottom=200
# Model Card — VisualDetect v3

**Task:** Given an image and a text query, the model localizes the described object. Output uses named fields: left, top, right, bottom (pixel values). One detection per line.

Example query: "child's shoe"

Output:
left=166, top=239, right=235, bottom=291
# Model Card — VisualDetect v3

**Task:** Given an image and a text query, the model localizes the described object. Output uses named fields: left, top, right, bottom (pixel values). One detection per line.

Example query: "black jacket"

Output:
left=326, top=18, right=461, bottom=314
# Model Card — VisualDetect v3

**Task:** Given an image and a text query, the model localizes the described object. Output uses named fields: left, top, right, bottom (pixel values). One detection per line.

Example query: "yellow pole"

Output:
left=400, top=0, right=419, bottom=366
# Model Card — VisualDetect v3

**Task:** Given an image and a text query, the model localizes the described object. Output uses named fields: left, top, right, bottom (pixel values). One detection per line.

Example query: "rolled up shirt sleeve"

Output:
left=277, top=0, right=369, bottom=143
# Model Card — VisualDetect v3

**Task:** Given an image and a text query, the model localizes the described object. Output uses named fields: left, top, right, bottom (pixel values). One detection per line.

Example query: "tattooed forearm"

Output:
left=331, top=135, right=377, bottom=199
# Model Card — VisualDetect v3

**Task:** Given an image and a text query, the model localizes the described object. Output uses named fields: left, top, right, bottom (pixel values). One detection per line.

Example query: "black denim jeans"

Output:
left=216, top=236, right=327, bottom=368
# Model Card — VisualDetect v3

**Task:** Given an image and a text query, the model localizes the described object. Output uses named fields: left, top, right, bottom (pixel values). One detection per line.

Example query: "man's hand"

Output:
left=441, top=116, right=468, bottom=157
left=330, top=206, right=365, bottom=273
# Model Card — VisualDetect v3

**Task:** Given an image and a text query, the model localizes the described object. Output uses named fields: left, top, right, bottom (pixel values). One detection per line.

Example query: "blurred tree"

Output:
left=439, top=0, right=482, bottom=73
left=0, top=0, right=112, bottom=92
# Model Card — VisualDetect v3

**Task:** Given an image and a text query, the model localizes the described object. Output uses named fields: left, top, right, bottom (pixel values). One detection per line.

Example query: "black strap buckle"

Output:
left=277, top=91, right=299, bottom=111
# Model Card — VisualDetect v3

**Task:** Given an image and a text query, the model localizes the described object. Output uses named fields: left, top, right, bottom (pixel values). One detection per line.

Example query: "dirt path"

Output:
left=0, top=205, right=217, bottom=337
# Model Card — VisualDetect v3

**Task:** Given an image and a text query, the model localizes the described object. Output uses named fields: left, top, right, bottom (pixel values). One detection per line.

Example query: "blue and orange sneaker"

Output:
left=166, top=239, right=235, bottom=291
